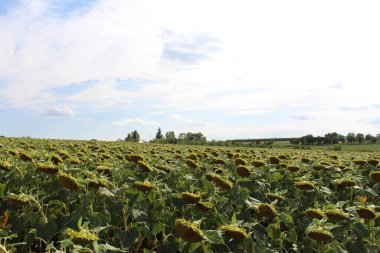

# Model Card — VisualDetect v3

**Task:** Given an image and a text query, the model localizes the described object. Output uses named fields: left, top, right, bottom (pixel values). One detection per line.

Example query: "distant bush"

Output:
left=327, top=145, right=342, bottom=151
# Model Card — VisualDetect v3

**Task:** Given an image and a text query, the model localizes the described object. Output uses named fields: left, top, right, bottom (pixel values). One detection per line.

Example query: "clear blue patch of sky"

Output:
left=370, top=117, right=380, bottom=125
left=50, top=78, right=157, bottom=97
left=205, top=87, right=271, bottom=99
left=0, top=79, right=6, bottom=86
left=50, top=80, right=99, bottom=96
left=0, top=0, right=21, bottom=15
left=115, top=77, right=158, bottom=90
left=0, top=107, right=114, bottom=140
left=50, top=0, right=98, bottom=16
left=0, top=108, right=45, bottom=137
left=162, top=30, right=221, bottom=64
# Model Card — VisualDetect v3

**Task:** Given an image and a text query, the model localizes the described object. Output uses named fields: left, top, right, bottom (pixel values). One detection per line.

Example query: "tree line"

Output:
left=124, top=128, right=380, bottom=147
left=124, top=128, right=207, bottom=145
left=294, top=132, right=380, bottom=145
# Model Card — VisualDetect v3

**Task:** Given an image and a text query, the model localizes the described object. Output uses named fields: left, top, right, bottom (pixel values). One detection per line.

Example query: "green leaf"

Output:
left=365, top=187, right=378, bottom=197
left=265, top=223, right=281, bottom=241
left=114, top=227, right=140, bottom=249
left=302, top=238, right=314, bottom=253
left=36, top=215, right=57, bottom=242
left=376, top=229, right=380, bottom=241
left=91, top=211, right=112, bottom=227
left=272, top=172, right=283, bottom=181
left=320, top=186, right=333, bottom=195
left=324, top=241, right=348, bottom=253
left=77, top=216, right=82, bottom=228
left=231, top=212, right=237, bottom=224
left=251, top=240, right=266, bottom=253
left=157, top=234, right=180, bottom=253
left=353, top=222, right=370, bottom=239
left=152, top=222, right=165, bottom=235
left=346, top=240, right=367, bottom=253
left=0, top=183, right=6, bottom=198
left=188, top=242, right=202, bottom=253
left=98, top=187, right=115, bottom=197
left=98, top=243, right=125, bottom=252
left=279, top=212, right=293, bottom=226
left=204, top=230, right=224, bottom=244
left=60, top=239, right=74, bottom=249
left=237, top=187, right=250, bottom=206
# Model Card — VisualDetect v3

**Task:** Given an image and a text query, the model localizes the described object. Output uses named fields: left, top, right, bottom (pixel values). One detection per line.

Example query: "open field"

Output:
left=309, top=144, right=380, bottom=152
left=0, top=137, right=379, bottom=252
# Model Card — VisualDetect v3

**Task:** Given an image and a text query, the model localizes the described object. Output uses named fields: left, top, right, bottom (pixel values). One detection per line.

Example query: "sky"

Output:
left=1, top=0, right=380, bottom=141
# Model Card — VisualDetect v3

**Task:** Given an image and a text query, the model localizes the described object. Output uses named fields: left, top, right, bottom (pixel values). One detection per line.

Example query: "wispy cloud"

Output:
left=227, top=109, right=273, bottom=116
left=328, top=83, right=343, bottom=90
left=169, top=113, right=183, bottom=121
left=44, top=106, right=75, bottom=117
left=168, top=113, right=218, bottom=127
left=77, top=117, right=95, bottom=122
left=113, top=117, right=158, bottom=126
left=338, top=106, right=369, bottom=111
left=67, top=81, right=133, bottom=108
left=293, top=114, right=314, bottom=121
left=161, top=30, right=221, bottom=64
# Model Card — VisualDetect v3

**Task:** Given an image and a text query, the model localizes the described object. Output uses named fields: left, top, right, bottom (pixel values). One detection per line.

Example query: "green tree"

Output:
left=125, top=130, right=140, bottom=142
left=315, top=136, right=325, bottom=145
left=300, top=134, right=314, bottom=145
left=178, top=132, right=207, bottom=144
left=164, top=131, right=176, bottom=143
left=338, top=134, right=346, bottom=144
left=346, top=133, right=356, bottom=144
left=356, top=133, right=365, bottom=144
left=365, top=134, right=373, bottom=143
left=155, top=127, right=163, bottom=139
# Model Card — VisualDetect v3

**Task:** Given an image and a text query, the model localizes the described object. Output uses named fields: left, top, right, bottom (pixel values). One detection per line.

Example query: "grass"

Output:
left=309, top=144, right=380, bottom=152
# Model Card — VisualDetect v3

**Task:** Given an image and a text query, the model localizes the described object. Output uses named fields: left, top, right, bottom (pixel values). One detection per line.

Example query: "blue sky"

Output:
left=1, top=0, right=380, bottom=141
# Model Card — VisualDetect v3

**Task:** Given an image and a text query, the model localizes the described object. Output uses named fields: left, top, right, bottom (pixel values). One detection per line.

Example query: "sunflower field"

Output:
left=0, top=137, right=379, bottom=252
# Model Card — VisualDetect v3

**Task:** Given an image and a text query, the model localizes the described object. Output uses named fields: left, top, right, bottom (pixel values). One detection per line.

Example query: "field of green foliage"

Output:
left=0, top=137, right=379, bottom=253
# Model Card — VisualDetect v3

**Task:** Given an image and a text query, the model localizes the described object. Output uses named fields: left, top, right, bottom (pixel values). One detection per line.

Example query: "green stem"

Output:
left=201, top=242, right=208, bottom=253
left=30, top=197, right=48, bottom=223
left=0, top=244, right=8, bottom=253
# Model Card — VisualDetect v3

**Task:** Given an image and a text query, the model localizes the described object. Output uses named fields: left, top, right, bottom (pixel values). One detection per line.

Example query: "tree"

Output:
left=125, top=130, right=140, bottom=142
left=315, top=136, right=325, bottom=145
left=346, top=133, right=356, bottom=144
left=300, top=134, right=314, bottom=145
left=338, top=134, right=346, bottom=144
left=331, top=132, right=340, bottom=144
left=178, top=132, right=207, bottom=144
left=365, top=134, right=373, bottom=143
left=326, top=132, right=339, bottom=144
left=356, top=133, right=365, bottom=144
left=155, top=127, right=163, bottom=139
left=165, top=131, right=177, bottom=144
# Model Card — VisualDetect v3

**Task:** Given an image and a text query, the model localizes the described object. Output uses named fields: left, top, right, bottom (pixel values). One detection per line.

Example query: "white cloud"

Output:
left=161, top=30, right=221, bottom=64
left=113, top=118, right=158, bottom=126
left=77, top=117, right=95, bottom=122
left=293, top=115, right=314, bottom=121
left=44, top=106, right=75, bottom=117
left=169, top=113, right=183, bottom=121
left=167, top=113, right=219, bottom=129
left=67, top=80, right=132, bottom=108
